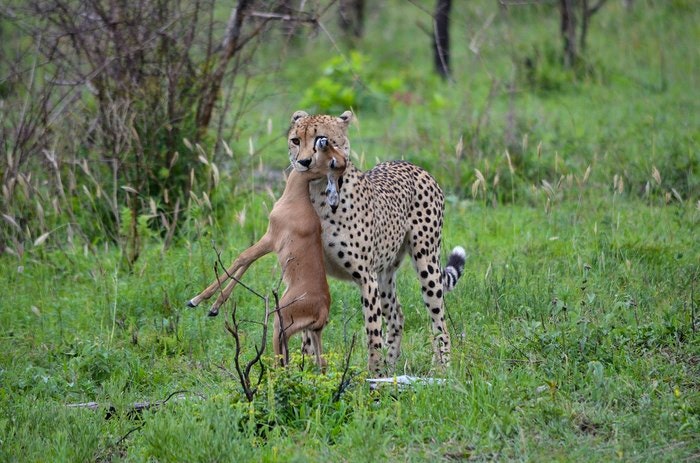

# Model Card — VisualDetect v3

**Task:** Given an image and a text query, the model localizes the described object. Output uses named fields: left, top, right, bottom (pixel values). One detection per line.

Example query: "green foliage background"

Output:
left=1, top=1, right=699, bottom=461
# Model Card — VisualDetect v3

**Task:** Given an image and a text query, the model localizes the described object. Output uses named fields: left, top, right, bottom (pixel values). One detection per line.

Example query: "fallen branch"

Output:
left=248, top=10, right=317, bottom=23
left=66, top=390, right=202, bottom=420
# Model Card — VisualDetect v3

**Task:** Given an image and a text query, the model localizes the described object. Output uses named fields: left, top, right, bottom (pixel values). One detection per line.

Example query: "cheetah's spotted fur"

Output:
left=288, top=110, right=466, bottom=375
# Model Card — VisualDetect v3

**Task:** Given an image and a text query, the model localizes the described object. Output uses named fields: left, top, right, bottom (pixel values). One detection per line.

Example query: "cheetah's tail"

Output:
left=442, top=246, right=467, bottom=292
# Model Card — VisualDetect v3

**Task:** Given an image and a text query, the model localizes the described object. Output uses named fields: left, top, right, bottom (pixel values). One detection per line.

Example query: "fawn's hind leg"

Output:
left=306, top=329, right=326, bottom=369
left=301, top=330, right=314, bottom=355
left=300, top=330, right=327, bottom=369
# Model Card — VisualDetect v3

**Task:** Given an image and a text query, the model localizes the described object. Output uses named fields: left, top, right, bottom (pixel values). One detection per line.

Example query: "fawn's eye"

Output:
left=290, top=137, right=300, bottom=146
left=315, top=136, right=328, bottom=150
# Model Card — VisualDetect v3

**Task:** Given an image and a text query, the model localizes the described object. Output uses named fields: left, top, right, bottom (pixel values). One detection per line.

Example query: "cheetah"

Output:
left=288, top=110, right=466, bottom=375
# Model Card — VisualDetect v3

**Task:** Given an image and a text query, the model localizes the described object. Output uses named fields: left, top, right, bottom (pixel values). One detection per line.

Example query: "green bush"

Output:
left=300, top=51, right=407, bottom=113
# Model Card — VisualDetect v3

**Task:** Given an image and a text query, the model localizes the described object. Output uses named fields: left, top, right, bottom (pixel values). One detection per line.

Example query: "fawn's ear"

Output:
left=326, top=174, right=341, bottom=211
left=291, top=110, right=309, bottom=123
left=337, top=110, right=353, bottom=127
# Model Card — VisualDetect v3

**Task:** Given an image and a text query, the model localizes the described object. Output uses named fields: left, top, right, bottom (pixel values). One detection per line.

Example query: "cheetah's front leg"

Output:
left=378, top=272, right=404, bottom=372
left=360, top=275, right=385, bottom=375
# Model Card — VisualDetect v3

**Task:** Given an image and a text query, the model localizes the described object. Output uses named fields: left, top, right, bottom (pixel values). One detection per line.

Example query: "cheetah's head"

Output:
left=287, top=110, right=352, bottom=173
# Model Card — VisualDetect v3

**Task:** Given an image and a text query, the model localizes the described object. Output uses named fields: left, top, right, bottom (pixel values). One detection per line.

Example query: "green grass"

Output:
left=2, top=198, right=697, bottom=461
left=1, top=1, right=699, bottom=461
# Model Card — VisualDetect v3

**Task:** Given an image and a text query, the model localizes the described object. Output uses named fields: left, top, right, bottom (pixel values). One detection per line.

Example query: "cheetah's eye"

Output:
left=290, top=137, right=300, bottom=146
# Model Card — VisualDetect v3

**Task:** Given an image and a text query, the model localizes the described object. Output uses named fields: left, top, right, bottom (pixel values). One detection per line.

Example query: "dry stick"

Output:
left=269, top=291, right=309, bottom=365
left=333, top=333, right=358, bottom=402
left=214, top=244, right=269, bottom=401
left=223, top=303, right=267, bottom=400
left=224, top=303, right=256, bottom=401
left=213, top=244, right=266, bottom=300
left=214, top=245, right=305, bottom=357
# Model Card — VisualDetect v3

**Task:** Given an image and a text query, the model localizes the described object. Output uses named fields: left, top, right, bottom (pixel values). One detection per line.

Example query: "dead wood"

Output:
left=66, top=390, right=202, bottom=420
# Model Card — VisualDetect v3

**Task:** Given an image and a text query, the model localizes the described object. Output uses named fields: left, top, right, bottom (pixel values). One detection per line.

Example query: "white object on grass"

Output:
left=366, top=375, right=446, bottom=390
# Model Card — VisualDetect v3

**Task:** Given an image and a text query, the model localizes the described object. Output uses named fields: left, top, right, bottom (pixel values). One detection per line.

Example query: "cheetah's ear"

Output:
left=337, top=110, right=353, bottom=126
left=291, top=110, right=309, bottom=123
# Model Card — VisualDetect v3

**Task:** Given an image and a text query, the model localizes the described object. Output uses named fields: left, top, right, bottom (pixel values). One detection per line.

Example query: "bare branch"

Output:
left=213, top=244, right=266, bottom=300
left=333, top=333, right=357, bottom=402
left=587, top=0, right=608, bottom=15
left=222, top=289, right=272, bottom=402
left=248, top=10, right=317, bottom=23
left=224, top=303, right=257, bottom=401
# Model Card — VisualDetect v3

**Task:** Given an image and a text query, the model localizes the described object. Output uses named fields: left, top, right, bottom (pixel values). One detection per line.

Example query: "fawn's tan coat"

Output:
left=188, top=137, right=346, bottom=366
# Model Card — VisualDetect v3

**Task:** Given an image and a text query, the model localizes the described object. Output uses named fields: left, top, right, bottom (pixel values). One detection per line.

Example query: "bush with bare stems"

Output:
left=0, top=0, right=323, bottom=261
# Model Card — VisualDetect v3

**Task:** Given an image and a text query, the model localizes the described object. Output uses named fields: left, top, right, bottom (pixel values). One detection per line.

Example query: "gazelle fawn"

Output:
left=188, top=122, right=346, bottom=367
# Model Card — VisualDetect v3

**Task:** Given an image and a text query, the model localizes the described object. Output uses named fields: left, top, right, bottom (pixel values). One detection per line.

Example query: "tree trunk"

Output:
left=339, top=0, right=365, bottom=39
left=580, top=0, right=589, bottom=55
left=433, top=0, right=452, bottom=79
left=581, top=0, right=609, bottom=54
left=195, top=0, right=253, bottom=137
left=276, top=0, right=299, bottom=39
left=560, top=0, right=578, bottom=68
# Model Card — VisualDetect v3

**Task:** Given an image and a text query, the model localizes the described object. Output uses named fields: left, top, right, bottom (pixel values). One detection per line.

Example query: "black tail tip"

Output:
left=447, top=246, right=467, bottom=272
left=443, top=246, right=467, bottom=292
